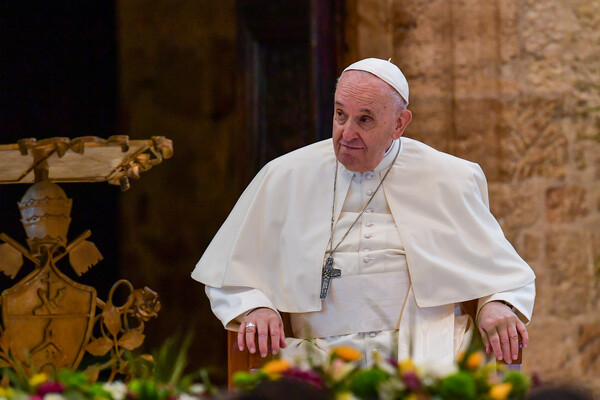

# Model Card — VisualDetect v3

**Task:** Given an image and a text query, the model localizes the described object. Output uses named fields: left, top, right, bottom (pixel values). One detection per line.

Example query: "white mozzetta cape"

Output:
left=192, top=138, right=535, bottom=312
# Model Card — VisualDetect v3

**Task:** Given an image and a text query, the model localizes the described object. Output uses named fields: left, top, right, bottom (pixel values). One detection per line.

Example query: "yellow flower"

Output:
left=489, top=383, right=513, bottom=400
left=332, top=346, right=362, bottom=362
left=398, top=358, right=416, bottom=373
left=336, top=392, right=359, bottom=400
left=466, top=351, right=485, bottom=370
left=262, top=359, right=291, bottom=375
left=405, top=394, right=418, bottom=400
left=29, top=373, right=48, bottom=387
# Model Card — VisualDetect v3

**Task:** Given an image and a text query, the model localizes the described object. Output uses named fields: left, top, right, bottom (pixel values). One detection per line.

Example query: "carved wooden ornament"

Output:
left=0, top=136, right=169, bottom=377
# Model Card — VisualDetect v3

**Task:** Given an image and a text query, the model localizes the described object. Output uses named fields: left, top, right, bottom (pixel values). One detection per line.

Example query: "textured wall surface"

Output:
left=345, top=0, right=600, bottom=391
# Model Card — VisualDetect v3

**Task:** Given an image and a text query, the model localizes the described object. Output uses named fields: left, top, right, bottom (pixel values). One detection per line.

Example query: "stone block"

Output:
left=546, top=186, right=588, bottom=223
left=522, top=233, right=541, bottom=263
left=488, top=182, right=542, bottom=242
left=578, top=321, right=600, bottom=374
left=525, top=317, right=581, bottom=383
left=502, top=97, right=568, bottom=180
left=354, top=0, right=394, bottom=58
left=543, top=230, right=593, bottom=316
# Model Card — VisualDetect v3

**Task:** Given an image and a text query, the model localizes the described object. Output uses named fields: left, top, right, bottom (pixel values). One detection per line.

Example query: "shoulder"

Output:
left=262, top=139, right=335, bottom=176
left=399, top=137, right=484, bottom=178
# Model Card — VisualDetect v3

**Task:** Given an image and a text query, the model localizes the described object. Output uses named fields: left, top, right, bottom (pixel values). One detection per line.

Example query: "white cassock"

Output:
left=192, top=137, right=536, bottom=364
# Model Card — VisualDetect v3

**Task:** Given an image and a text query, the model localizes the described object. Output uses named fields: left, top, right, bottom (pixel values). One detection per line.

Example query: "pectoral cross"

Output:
left=320, top=256, right=341, bottom=299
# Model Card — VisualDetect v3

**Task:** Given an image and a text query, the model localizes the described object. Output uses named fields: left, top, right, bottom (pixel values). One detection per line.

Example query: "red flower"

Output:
left=36, top=381, right=65, bottom=396
left=282, top=368, right=325, bottom=389
left=401, top=371, right=421, bottom=391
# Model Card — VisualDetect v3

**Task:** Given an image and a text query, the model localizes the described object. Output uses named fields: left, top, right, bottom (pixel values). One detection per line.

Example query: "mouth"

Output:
left=339, top=142, right=364, bottom=151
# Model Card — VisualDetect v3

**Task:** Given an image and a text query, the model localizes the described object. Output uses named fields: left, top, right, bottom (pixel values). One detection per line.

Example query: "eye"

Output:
left=359, top=115, right=373, bottom=124
left=335, top=109, right=347, bottom=120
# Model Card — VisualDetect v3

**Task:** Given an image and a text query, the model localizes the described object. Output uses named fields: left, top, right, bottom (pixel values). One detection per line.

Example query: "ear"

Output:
left=391, top=109, right=412, bottom=140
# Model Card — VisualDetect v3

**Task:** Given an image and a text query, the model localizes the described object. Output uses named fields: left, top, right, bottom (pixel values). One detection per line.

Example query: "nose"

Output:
left=341, top=121, right=358, bottom=141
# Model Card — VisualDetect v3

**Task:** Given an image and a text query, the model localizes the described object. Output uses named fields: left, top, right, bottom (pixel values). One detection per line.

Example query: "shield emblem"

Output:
left=1, top=257, right=96, bottom=374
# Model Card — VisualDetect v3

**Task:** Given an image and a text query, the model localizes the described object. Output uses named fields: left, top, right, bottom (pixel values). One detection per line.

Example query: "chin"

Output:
left=338, top=157, right=368, bottom=172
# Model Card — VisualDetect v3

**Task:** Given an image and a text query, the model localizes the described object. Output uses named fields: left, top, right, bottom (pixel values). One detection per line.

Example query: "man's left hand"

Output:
left=477, top=301, right=528, bottom=364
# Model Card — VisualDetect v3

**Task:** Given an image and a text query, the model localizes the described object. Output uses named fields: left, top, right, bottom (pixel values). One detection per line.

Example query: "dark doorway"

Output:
left=235, top=0, right=343, bottom=185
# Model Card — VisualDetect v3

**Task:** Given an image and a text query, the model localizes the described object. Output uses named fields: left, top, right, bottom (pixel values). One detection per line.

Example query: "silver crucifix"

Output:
left=320, top=256, right=341, bottom=299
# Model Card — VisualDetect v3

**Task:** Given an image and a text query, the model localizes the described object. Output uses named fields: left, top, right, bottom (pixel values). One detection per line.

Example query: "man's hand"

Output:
left=477, top=301, right=528, bottom=364
left=238, top=307, right=286, bottom=357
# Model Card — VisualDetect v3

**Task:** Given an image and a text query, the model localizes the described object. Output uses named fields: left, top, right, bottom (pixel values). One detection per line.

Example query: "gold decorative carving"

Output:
left=0, top=135, right=173, bottom=191
left=0, top=136, right=169, bottom=378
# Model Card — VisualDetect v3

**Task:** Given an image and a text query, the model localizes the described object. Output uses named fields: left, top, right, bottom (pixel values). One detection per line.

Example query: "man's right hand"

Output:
left=238, top=307, right=286, bottom=357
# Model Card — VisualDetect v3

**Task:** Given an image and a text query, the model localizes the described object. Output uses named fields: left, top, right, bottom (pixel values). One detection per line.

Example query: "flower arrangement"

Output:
left=232, top=346, right=532, bottom=400
left=0, top=333, right=216, bottom=400
left=0, top=336, right=534, bottom=400
left=0, top=369, right=210, bottom=400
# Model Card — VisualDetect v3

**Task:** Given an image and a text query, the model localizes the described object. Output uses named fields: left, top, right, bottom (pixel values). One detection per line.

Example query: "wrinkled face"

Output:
left=332, top=71, right=411, bottom=172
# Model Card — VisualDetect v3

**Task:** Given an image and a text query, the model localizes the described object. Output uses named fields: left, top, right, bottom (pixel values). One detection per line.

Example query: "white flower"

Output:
left=177, top=393, right=201, bottom=400
left=103, top=381, right=128, bottom=400
left=418, top=359, right=458, bottom=380
left=188, top=384, right=206, bottom=395
left=44, top=394, right=64, bottom=400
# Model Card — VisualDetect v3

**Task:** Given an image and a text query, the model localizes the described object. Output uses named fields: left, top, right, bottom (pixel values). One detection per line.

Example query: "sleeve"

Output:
left=476, top=280, right=536, bottom=324
left=205, top=285, right=279, bottom=331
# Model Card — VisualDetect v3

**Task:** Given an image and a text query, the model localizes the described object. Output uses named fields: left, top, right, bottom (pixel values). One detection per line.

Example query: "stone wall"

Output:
left=344, top=0, right=600, bottom=391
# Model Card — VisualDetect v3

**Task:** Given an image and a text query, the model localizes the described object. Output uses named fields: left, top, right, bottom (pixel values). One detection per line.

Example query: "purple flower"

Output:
left=402, top=371, right=421, bottom=391
left=126, top=391, right=139, bottom=399
left=282, top=368, right=325, bottom=389
left=36, top=382, right=65, bottom=396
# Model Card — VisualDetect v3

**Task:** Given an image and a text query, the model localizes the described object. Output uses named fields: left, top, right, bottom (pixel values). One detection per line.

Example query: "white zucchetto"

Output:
left=343, top=58, right=409, bottom=105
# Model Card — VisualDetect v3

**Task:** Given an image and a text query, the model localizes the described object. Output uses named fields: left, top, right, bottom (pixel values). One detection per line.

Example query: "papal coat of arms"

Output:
left=0, top=136, right=171, bottom=378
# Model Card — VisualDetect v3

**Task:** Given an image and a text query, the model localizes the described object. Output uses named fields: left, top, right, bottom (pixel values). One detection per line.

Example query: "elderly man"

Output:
left=192, top=58, right=535, bottom=366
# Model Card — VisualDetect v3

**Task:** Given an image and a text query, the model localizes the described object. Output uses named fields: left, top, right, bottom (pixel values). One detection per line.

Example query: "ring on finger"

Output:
left=245, top=322, right=256, bottom=329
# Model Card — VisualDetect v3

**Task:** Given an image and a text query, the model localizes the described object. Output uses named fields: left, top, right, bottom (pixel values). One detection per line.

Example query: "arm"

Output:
left=205, top=286, right=286, bottom=357
left=476, top=281, right=535, bottom=363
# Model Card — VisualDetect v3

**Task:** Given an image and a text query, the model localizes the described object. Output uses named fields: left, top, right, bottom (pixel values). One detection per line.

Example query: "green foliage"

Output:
left=348, top=369, right=388, bottom=400
left=503, top=370, right=531, bottom=399
left=437, top=371, right=477, bottom=400
left=232, top=370, right=268, bottom=391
